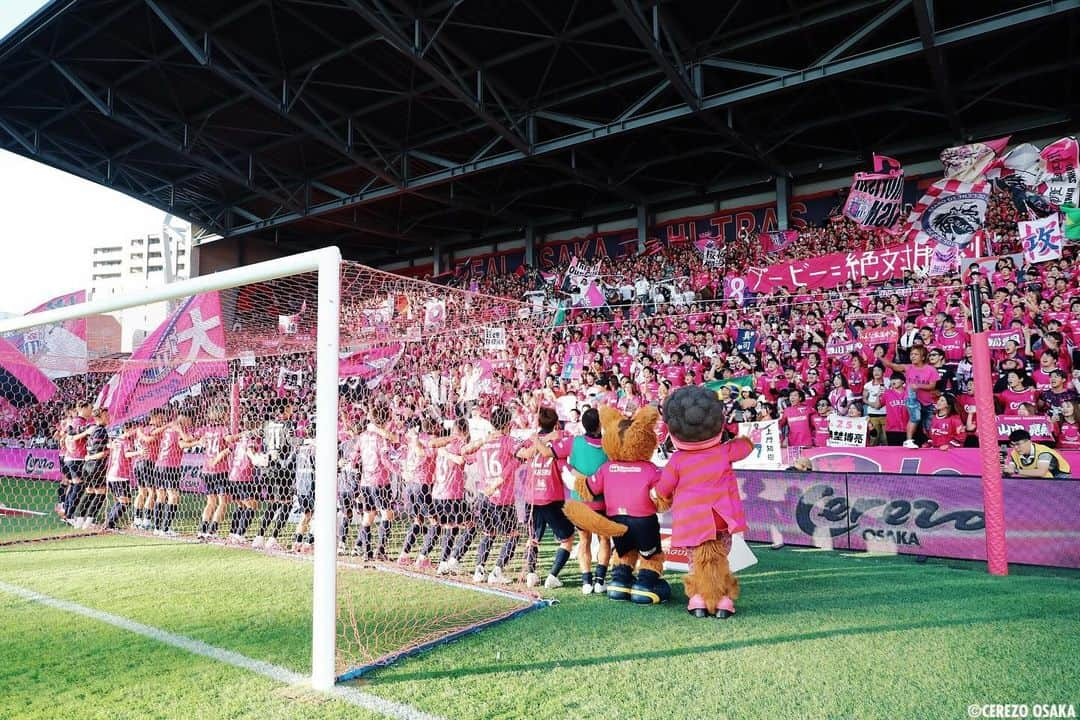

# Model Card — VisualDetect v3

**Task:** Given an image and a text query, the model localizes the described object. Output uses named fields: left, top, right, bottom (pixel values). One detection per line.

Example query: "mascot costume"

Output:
left=564, top=405, right=671, bottom=605
left=654, top=385, right=753, bottom=619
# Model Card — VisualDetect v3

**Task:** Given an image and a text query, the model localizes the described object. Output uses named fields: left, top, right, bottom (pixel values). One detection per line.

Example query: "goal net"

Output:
left=0, top=250, right=549, bottom=686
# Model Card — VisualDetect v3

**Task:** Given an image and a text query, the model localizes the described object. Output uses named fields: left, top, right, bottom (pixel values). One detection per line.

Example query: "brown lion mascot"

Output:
left=563, top=405, right=671, bottom=604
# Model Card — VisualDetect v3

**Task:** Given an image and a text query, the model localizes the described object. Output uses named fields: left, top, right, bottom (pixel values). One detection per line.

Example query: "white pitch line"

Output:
left=0, top=579, right=443, bottom=720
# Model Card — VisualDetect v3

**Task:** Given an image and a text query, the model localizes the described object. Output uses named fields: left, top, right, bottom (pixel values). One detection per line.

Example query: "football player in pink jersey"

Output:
left=60, top=402, right=94, bottom=522
left=153, top=409, right=193, bottom=536
left=225, top=420, right=263, bottom=544
left=428, top=418, right=471, bottom=574
left=352, top=404, right=397, bottom=561
left=104, top=421, right=139, bottom=529
left=463, top=406, right=524, bottom=584
left=132, top=408, right=166, bottom=530
left=517, top=407, right=575, bottom=589
left=187, top=406, right=231, bottom=540
left=394, top=419, right=437, bottom=567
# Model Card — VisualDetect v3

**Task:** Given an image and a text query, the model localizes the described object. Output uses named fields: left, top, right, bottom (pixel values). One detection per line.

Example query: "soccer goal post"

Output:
left=0, top=246, right=343, bottom=690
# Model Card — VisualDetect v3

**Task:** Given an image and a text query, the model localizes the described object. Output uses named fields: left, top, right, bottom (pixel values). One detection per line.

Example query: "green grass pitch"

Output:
left=1, top=530, right=1077, bottom=720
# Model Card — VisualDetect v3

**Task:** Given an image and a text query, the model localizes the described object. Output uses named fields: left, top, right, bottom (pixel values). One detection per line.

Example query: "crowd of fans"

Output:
left=7, top=186, right=1077, bottom=459
left=7, top=180, right=1071, bottom=579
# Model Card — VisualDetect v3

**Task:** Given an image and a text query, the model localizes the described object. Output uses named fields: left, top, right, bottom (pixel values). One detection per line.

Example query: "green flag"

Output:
left=551, top=302, right=567, bottom=329
left=1062, top=205, right=1080, bottom=241
left=704, top=374, right=754, bottom=396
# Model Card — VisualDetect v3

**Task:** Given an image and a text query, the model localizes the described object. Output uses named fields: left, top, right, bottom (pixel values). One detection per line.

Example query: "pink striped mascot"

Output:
left=655, top=386, right=753, bottom=619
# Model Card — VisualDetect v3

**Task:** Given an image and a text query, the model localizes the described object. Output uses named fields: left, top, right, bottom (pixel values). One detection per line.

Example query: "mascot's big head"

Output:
left=662, top=385, right=727, bottom=450
left=598, top=404, right=659, bottom=462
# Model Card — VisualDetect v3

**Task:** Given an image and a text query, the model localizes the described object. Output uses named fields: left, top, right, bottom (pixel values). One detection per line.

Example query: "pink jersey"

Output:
left=660, top=364, right=685, bottom=387
left=927, top=414, right=967, bottom=448
left=433, top=437, right=466, bottom=500
left=358, top=429, right=390, bottom=487
left=906, top=364, right=940, bottom=405
left=65, top=417, right=89, bottom=459
left=155, top=427, right=184, bottom=468
left=781, top=404, right=813, bottom=448
left=1031, top=369, right=1055, bottom=393
left=1055, top=422, right=1080, bottom=449
left=400, top=439, right=434, bottom=485
left=137, top=425, right=162, bottom=463
left=882, top=388, right=911, bottom=432
left=106, top=436, right=135, bottom=482
left=936, top=329, right=966, bottom=362
left=588, top=461, right=660, bottom=517
left=475, top=434, right=524, bottom=506
left=811, top=413, right=831, bottom=447
left=228, top=435, right=259, bottom=483
left=997, top=388, right=1037, bottom=413
left=523, top=431, right=569, bottom=505
left=199, top=426, right=230, bottom=474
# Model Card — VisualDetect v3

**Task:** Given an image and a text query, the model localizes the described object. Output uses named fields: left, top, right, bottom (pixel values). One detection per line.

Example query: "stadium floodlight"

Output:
left=0, top=247, right=342, bottom=689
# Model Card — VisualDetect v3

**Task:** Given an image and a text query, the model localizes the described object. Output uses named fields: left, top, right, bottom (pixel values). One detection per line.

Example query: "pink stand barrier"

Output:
left=971, top=331, right=1008, bottom=576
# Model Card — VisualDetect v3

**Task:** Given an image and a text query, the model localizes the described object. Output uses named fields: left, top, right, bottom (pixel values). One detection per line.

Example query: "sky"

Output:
left=0, top=1, right=171, bottom=314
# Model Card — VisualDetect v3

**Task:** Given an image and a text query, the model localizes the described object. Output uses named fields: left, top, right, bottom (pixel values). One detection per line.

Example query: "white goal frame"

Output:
left=0, top=247, right=342, bottom=690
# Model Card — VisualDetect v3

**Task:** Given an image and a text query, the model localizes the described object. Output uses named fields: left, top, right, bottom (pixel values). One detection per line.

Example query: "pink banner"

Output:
left=107, top=293, right=228, bottom=425
left=737, top=469, right=1079, bottom=567
left=800, top=446, right=1080, bottom=475
left=825, top=327, right=894, bottom=358
left=0, top=447, right=63, bottom=481
left=738, top=242, right=931, bottom=295
left=987, top=329, right=1023, bottom=350
left=0, top=447, right=211, bottom=493
left=996, top=415, right=1054, bottom=442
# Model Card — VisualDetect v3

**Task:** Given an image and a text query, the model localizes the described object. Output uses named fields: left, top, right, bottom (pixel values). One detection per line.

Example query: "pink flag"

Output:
left=1040, top=137, right=1079, bottom=176
left=843, top=155, right=905, bottom=231
left=583, top=282, right=606, bottom=308
left=0, top=335, right=57, bottom=407
left=758, top=230, right=800, bottom=253
left=940, top=136, right=1010, bottom=182
left=423, top=299, right=446, bottom=328
left=339, top=343, right=404, bottom=388
left=106, top=292, right=228, bottom=424
left=6, top=290, right=88, bottom=379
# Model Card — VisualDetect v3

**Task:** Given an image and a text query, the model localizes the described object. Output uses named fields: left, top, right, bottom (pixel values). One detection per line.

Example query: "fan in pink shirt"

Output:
left=778, top=390, right=813, bottom=448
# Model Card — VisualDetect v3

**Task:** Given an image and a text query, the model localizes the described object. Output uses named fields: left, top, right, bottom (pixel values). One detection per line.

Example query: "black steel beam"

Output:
left=912, top=0, right=963, bottom=139
left=340, top=0, right=530, bottom=155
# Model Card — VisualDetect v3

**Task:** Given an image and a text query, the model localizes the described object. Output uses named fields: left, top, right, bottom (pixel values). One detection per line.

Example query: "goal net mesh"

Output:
left=0, top=261, right=548, bottom=678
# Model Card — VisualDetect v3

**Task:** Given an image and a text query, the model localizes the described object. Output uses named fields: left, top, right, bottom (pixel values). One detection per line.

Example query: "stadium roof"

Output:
left=0, top=0, right=1077, bottom=265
